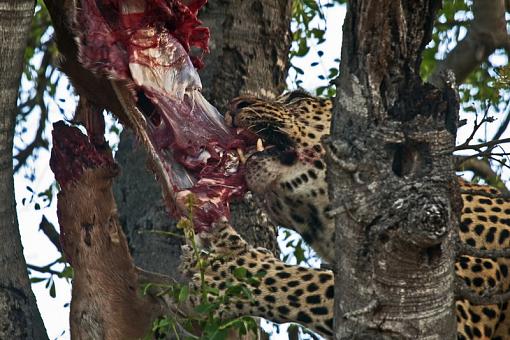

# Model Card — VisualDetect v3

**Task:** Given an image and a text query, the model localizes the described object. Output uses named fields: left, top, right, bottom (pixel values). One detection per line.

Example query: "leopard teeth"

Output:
left=237, top=148, right=246, bottom=164
left=256, top=138, right=264, bottom=152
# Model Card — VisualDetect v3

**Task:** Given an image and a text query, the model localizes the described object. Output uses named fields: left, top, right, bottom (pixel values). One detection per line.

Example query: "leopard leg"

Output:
left=180, top=220, right=335, bottom=338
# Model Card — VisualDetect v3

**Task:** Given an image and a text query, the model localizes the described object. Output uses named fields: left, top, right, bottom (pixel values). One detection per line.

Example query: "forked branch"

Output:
left=429, top=0, right=509, bottom=87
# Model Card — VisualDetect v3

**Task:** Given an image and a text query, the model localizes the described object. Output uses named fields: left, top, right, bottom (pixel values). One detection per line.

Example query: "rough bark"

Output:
left=199, top=0, right=291, bottom=112
left=329, top=1, right=460, bottom=338
left=0, top=1, right=48, bottom=339
left=114, top=0, right=292, bottom=275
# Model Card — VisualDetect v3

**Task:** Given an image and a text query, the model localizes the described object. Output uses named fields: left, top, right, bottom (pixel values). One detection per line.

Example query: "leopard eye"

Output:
left=235, top=100, right=252, bottom=110
left=279, top=149, right=298, bottom=166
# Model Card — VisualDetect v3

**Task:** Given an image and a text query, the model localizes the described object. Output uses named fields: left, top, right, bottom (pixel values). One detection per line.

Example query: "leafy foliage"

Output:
left=421, top=2, right=510, bottom=186
left=288, top=0, right=345, bottom=97
left=421, top=0, right=506, bottom=109
left=145, top=196, right=260, bottom=339
left=29, top=255, right=73, bottom=299
left=16, top=0, right=61, bottom=175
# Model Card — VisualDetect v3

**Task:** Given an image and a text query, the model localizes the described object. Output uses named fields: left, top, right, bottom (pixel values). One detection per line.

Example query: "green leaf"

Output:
left=58, top=266, right=74, bottom=279
left=194, top=302, right=217, bottom=314
left=233, top=267, right=247, bottom=280
left=239, top=286, right=253, bottom=300
left=303, top=0, right=319, bottom=11
left=178, top=285, right=189, bottom=302
left=206, top=326, right=228, bottom=340
left=204, top=285, right=220, bottom=296
left=49, top=279, right=56, bottom=298
left=294, top=239, right=306, bottom=264
left=295, top=39, right=309, bottom=57
left=316, top=86, right=328, bottom=96
left=328, top=67, right=338, bottom=78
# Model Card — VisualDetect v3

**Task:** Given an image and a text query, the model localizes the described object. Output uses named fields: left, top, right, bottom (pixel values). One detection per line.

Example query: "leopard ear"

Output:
left=279, top=89, right=313, bottom=103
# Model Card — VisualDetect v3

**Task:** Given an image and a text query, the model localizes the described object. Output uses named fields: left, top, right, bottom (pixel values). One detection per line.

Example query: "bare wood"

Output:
left=457, top=242, right=510, bottom=259
left=199, top=0, right=292, bottom=112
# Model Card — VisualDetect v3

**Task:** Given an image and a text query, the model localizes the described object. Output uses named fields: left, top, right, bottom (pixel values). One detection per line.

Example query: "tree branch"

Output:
left=454, top=137, right=510, bottom=152
left=491, top=101, right=510, bottom=141
left=455, top=106, right=493, bottom=149
left=429, top=0, right=509, bottom=87
left=456, top=156, right=510, bottom=195
left=13, top=103, right=49, bottom=173
left=456, top=242, right=510, bottom=259
left=13, top=46, right=53, bottom=172
left=0, top=0, right=48, bottom=337
left=331, top=0, right=458, bottom=337
left=27, top=263, right=61, bottom=276
left=39, top=215, right=62, bottom=252
left=455, top=278, right=510, bottom=305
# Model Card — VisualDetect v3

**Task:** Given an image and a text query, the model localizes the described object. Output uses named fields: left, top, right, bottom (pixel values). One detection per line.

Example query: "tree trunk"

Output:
left=199, top=0, right=291, bottom=112
left=114, top=0, right=292, bottom=274
left=0, top=1, right=48, bottom=339
left=329, top=1, right=460, bottom=338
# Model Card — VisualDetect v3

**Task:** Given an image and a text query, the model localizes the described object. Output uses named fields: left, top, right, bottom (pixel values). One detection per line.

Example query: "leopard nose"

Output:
left=226, top=97, right=257, bottom=127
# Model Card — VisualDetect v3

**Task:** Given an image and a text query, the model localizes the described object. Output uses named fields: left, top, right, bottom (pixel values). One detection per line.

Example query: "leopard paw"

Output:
left=197, top=219, right=250, bottom=257
left=179, top=220, right=252, bottom=280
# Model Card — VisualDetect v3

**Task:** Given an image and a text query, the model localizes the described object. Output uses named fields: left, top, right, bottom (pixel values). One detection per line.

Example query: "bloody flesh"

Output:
left=51, top=0, right=256, bottom=231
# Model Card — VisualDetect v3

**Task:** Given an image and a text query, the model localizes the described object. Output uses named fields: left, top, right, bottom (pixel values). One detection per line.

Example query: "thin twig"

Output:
left=39, top=215, right=62, bottom=252
left=457, top=243, right=510, bottom=259
left=488, top=156, right=510, bottom=171
left=459, top=189, right=509, bottom=199
left=456, top=106, right=493, bottom=149
left=27, top=262, right=61, bottom=276
left=13, top=47, right=54, bottom=172
left=491, top=101, right=510, bottom=141
left=455, top=278, right=510, bottom=305
left=454, top=138, right=510, bottom=152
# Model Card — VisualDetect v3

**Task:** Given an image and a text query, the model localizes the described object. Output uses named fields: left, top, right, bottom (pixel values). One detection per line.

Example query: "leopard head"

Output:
left=226, top=90, right=334, bottom=261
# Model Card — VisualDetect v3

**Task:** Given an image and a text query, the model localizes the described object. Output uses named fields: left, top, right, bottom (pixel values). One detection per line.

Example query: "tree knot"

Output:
left=405, top=195, right=449, bottom=247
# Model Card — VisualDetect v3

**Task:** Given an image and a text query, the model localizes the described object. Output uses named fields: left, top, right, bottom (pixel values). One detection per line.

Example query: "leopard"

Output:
left=181, top=90, right=510, bottom=339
